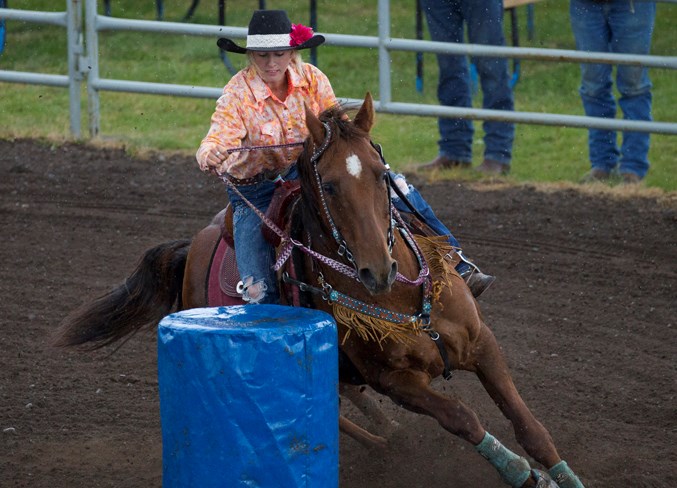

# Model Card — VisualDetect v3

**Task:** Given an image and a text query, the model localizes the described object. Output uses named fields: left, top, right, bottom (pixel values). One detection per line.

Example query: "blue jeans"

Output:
left=225, top=165, right=299, bottom=305
left=570, top=0, right=655, bottom=178
left=421, top=0, right=514, bottom=165
left=390, top=174, right=472, bottom=275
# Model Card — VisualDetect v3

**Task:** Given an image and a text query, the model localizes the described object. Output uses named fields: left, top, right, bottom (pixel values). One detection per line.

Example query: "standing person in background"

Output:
left=571, top=0, right=656, bottom=184
left=416, top=0, right=515, bottom=176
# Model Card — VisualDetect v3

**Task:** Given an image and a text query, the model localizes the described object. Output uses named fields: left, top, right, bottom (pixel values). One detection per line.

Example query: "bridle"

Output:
left=220, top=118, right=429, bottom=288
left=308, top=121, right=395, bottom=271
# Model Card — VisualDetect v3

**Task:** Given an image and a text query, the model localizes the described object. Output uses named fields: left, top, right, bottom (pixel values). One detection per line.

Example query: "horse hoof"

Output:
left=530, top=469, right=560, bottom=488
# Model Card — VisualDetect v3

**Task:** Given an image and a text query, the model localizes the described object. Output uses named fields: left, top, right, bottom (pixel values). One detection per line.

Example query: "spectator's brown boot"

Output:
left=581, top=168, right=610, bottom=183
left=418, top=155, right=471, bottom=171
left=476, top=158, right=510, bottom=175
left=620, top=172, right=642, bottom=185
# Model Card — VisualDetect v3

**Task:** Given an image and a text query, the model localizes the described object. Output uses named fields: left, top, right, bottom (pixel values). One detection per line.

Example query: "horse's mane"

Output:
left=318, top=103, right=368, bottom=141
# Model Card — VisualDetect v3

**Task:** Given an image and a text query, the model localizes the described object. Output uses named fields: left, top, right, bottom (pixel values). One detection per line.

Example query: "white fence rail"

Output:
left=1, top=0, right=676, bottom=139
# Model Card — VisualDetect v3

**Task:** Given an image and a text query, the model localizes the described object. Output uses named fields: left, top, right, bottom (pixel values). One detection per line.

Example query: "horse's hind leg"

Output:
left=338, top=415, right=388, bottom=450
left=340, top=384, right=398, bottom=437
left=473, top=325, right=585, bottom=487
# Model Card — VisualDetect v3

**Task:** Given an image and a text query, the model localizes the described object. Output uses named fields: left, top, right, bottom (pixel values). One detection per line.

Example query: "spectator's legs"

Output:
left=570, top=0, right=619, bottom=174
left=610, top=1, right=655, bottom=179
left=421, top=0, right=473, bottom=163
left=464, top=0, right=514, bottom=165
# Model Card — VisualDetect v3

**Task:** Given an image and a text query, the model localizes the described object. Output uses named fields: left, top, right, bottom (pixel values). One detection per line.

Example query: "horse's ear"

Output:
left=305, top=103, right=325, bottom=147
left=353, top=92, right=375, bottom=133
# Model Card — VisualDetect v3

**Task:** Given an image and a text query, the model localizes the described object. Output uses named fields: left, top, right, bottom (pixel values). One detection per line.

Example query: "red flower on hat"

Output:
left=290, top=24, right=314, bottom=47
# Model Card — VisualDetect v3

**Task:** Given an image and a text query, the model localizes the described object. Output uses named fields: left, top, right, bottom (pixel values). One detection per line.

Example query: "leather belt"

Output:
left=225, top=165, right=293, bottom=186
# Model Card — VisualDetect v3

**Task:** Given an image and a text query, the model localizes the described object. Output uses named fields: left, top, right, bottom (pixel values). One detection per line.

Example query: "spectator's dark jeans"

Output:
left=421, top=0, right=514, bottom=165
left=570, top=0, right=655, bottom=178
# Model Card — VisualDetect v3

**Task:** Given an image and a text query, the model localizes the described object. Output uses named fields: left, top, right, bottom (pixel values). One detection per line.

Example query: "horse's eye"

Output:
left=322, top=182, right=335, bottom=195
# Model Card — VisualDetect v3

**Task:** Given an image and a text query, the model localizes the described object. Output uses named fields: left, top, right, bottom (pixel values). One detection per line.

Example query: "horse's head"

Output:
left=298, top=93, right=398, bottom=295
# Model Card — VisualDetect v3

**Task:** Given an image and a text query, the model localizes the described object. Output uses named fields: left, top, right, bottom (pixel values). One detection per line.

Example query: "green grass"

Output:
left=1, top=0, right=675, bottom=191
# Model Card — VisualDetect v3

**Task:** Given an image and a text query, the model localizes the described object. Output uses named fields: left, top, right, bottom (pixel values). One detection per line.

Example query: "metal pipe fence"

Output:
left=1, top=0, right=676, bottom=139
left=0, top=2, right=83, bottom=137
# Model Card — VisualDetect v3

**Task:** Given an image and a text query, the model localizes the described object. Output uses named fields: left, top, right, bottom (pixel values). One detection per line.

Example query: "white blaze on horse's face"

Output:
left=345, top=153, right=363, bottom=178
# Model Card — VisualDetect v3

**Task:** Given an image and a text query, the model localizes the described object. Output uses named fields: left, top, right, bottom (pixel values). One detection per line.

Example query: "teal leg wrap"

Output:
left=548, top=460, right=585, bottom=488
left=475, top=432, right=531, bottom=488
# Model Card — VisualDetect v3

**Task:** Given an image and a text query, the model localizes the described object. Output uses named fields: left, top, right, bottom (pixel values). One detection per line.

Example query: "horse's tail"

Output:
left=52, top=239, right=191, bottom=350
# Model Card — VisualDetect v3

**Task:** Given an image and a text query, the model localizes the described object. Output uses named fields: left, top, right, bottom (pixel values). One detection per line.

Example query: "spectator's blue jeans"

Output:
left=226, top=166, right=299, bottom=305
left=421, top=0, right=514, bottom=165
left=570, top=0, right=655, bottom=178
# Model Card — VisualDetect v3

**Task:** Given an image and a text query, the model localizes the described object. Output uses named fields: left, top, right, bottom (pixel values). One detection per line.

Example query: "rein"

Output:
left=225, top=141, right=304, bottom=154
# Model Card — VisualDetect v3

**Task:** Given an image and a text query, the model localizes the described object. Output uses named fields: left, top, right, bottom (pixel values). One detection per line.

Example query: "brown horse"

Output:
left=54, top=94, right=584, bottom=488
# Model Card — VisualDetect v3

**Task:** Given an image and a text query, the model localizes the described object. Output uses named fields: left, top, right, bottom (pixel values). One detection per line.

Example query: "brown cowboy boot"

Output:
left=620, top=172, right=642, bottom=185
left=580, top=168, right=610, bottom=183
left=476, top=158, right=510, bottom=175
left=418, top=155, right=471, bottom=171
left=456, top=252, right=496, bottom=298
left=463, top=270, right=496, bottom=298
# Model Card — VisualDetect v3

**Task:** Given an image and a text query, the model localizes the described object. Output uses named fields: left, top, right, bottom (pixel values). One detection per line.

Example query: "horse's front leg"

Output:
left=472, top=324, right=585, bottom=488
left=379, top=368, right=543, bottom=488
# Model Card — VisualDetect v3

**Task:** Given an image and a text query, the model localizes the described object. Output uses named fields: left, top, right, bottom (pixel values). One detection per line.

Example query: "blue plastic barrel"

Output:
left=158, top=305, right=338, bottom=488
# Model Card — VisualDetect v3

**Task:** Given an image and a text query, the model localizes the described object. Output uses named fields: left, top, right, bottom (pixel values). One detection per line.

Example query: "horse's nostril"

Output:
left=358, top=268, right=377, bottom=290
left=389, top=261, right=398, bottom=283
left=359, top=262, right=397, bottom=293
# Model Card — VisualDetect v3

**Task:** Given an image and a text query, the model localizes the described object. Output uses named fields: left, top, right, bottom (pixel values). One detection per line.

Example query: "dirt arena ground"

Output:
left=1, top=138, right=675, bottom=487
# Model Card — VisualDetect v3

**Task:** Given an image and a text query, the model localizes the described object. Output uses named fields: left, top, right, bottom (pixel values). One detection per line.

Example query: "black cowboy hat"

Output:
left=217, top=10, right=325, bottom=54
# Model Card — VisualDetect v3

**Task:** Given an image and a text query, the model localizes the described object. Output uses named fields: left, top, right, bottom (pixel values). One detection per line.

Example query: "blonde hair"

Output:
left=246, top=49, right=304, bottom=76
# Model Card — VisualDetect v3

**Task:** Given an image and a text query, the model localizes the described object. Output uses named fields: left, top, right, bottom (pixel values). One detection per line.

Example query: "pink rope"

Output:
left=226, top=141, right=304, bottom=154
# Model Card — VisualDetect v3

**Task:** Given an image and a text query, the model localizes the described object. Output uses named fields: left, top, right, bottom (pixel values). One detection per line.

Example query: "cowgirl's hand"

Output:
left=202, top=145, right=228, bottom=175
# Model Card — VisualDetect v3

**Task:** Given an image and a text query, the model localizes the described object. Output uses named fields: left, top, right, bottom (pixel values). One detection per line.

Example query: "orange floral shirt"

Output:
left=196, top=62, right=337, bottom=179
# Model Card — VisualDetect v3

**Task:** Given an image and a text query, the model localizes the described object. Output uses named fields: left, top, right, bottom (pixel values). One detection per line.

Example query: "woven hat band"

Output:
left=246, top=33, right=291, bottom=50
